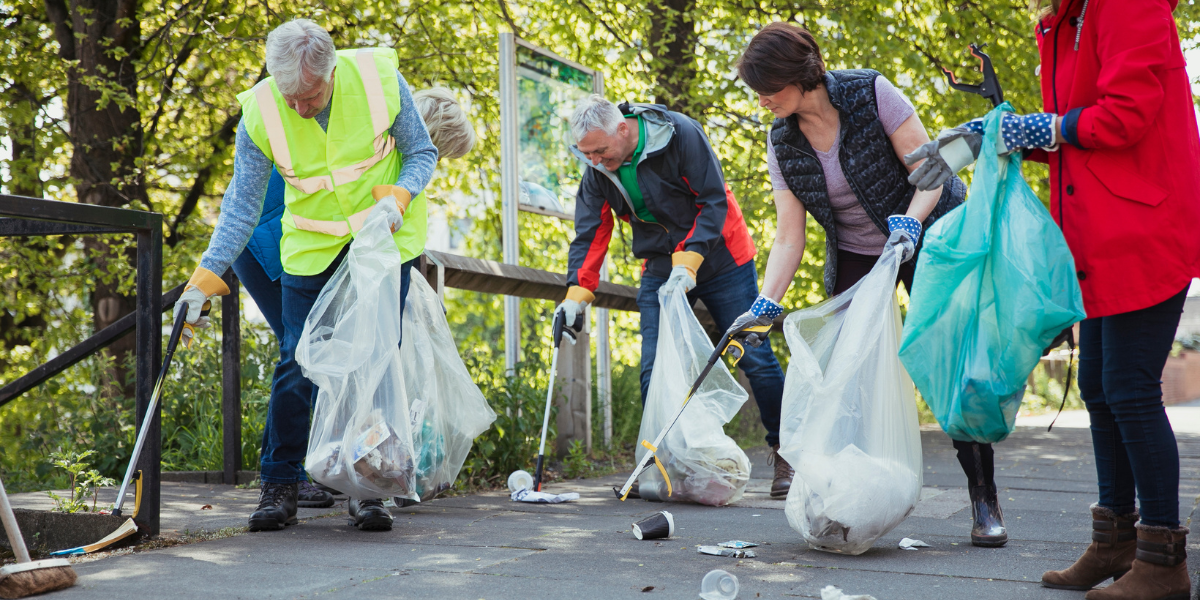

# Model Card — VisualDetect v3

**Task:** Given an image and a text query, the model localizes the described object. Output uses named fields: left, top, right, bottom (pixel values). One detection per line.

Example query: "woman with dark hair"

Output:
left=727, top=22, right=1011, bottom=548
left=907, top=0, right=1199, bottom=597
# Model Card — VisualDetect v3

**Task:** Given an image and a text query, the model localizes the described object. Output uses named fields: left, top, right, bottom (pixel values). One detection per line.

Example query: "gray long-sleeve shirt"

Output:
left=198, top=70, right=437, bottom=277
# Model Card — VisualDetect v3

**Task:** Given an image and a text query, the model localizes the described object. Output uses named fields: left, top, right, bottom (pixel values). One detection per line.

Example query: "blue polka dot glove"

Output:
left=726, top=294, right=782, bottom=349
left=886, top=215, right=921, bottom=263
left=887, top=215, right=922, bottom=241
left=960, top=112, right=1058, bottom=155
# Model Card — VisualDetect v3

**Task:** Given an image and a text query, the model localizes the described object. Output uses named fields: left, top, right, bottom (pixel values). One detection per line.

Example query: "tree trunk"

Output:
left=45, top=0, right=143, bottom=400
left=647, top=0, right=698, bottom=117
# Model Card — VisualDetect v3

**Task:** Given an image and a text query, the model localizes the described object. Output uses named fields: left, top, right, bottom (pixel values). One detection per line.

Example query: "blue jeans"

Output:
left=637, top=260, right=785, bottom=447
left=232, top=248, right=285, bottom=339
left=1078, top=286, right=1187, bottom=527
left=260, top=247, right=414, bottom=483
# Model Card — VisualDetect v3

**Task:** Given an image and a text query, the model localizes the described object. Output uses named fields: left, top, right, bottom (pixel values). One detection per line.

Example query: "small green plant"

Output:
left=459, top=358, right=554, bottom=489
left=561, top=440, right=592, bottom=479
left=45, top=449, right=115, bottom=513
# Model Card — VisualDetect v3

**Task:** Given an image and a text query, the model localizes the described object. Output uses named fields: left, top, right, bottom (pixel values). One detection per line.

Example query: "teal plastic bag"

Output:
left=898, top=104, right=1086, bottom=443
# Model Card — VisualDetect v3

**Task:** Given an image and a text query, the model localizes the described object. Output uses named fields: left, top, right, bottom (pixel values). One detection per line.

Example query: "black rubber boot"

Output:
left=248, top=482, right=298, bottom=532
left=348, top=498, right=393, bottom=531
left=970, top=483, right=1008, bottom=547
left=297, top=481, right=335, bottom=508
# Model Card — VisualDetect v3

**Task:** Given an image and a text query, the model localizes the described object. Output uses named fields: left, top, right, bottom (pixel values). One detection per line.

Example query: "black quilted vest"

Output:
left=771, top=69, right=965, bottom=293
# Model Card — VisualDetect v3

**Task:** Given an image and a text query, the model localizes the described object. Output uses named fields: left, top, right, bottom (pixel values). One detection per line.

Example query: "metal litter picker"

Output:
left=617, top=322, right=772, bottom=501
left=0, top=474, right=77, bottom=598
left=531, top=309, right=584, bottom=491
left=51, top=308, right=194, bottom=556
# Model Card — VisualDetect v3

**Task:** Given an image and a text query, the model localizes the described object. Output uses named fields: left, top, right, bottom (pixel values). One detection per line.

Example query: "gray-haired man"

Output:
left=555, top=96, right=793, bottom=497
left=174, top=19, right=437, bottom=531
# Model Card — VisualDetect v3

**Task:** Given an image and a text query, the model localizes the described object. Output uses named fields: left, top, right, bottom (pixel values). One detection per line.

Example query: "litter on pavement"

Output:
left=821, top=585, right=877, bottom=600
left=717, top=540, right=758, bottom=549
left=698, top=545, right=756, bottom=558
left=510, top=489, right=579, bottom=503
left=899, top=537, right=931, bottom=550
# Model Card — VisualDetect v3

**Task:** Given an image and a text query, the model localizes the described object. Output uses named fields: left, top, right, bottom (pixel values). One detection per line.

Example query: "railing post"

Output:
left=134, top=217, right=162, bottom=535
left=222, top=270, right=241, bottom=485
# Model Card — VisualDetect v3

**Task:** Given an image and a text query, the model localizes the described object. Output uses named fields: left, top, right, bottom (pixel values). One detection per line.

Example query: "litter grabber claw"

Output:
left=180, top=302, right=211, bottom=349
left=531, top=307, right=585, bottom=492
left=617, top=326, right=757, bottom=501
left=939, top=43, right=1004, bottom=108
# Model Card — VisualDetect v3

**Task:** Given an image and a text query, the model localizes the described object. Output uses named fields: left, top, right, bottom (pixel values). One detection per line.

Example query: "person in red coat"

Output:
left=906, top=1, right=1199, bottom=598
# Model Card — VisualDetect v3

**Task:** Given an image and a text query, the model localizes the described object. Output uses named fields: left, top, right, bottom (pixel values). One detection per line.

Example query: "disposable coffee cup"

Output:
left=507, top=470, right=533, bottom=492
left=632, top=510, right=675, bottom=540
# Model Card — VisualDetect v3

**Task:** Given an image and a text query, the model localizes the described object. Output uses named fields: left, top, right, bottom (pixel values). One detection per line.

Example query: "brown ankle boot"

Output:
left=768, top=445, right=793, bottom=498
left=1042, top=505, right=1138, bottom=590
left=1084, top=522, right=1190, bottom=600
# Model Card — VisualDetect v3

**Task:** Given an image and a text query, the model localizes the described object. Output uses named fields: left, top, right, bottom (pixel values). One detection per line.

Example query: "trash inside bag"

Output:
left=779, top=245, right=923, bottom=555
left=298, top=203, right=419, bottom=501
left=635, top=286, right=751, bottom=506
left=899, top=104, right=1086, bottom=444
left=400, top=275, right=496, bottom=501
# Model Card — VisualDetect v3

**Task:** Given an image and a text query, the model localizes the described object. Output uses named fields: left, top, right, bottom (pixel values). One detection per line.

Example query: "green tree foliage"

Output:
left=2, top=0, right=1198, bottom=488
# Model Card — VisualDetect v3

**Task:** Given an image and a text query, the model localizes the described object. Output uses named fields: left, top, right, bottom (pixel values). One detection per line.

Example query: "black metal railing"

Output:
left=0, top=195, right=175, bottom=535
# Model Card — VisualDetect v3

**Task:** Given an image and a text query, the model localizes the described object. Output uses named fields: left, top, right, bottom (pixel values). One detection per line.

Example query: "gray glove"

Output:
left=884, top=229, right=916, bottom=263
left=903, top=126, right=982, bottom=191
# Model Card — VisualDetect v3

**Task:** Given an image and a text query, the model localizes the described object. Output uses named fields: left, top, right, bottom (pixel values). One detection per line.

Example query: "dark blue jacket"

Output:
left=246, top=169, right=286, bottom=281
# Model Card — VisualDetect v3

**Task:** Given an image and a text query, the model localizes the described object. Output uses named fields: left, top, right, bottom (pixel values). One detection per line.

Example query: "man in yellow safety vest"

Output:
left=173, top=19, right=438, bottom=532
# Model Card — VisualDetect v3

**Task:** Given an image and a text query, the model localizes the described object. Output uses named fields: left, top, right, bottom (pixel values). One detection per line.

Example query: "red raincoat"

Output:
left=1030, top=0, right=1200, bottom=318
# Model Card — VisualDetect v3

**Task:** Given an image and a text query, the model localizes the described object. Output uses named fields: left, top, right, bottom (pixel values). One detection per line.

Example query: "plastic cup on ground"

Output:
left=631, top=511, right=674, bottom=540
left=700, top=569, right=739, bottom=600
left=507, top=470, right=533, bottom=492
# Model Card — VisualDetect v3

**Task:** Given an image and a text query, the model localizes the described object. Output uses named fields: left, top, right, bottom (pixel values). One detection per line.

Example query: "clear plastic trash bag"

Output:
left=298, top=203, right=419, bottom=501
left=899, top=104, right=1086, bottom=444
left=779, top=245, right=923, bottom=555
left=635, top=286, right=751, bottom=506
left=400, top=275, right=496, bottom=501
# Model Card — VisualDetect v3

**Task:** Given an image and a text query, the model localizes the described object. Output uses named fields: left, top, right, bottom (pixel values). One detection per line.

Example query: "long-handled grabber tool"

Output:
left=51, top=307, right=196, bottom=556
left=531, top=308, right=584, bottom=492
left=616, top=322, right=774, bottom=501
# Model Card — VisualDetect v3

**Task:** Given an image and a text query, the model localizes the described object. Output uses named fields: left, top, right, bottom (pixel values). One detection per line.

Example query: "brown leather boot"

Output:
left=1084, top=522, right=1190, bottom=600
left=768, top=445, right=793, bottom=498
left=1042, top=505, right=1138, bottom=590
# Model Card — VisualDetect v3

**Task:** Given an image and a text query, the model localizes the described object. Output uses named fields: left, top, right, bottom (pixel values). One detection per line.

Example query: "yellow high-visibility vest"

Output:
left=238, top=47, right=426, bottom=276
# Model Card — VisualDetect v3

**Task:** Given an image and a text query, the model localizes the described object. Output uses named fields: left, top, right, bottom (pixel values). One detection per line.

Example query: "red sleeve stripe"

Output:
left=578, top=200, right=613, bottom=291
left=722, top=186, right=758, bottom=265
left=676, top=176, right=703, bottom=251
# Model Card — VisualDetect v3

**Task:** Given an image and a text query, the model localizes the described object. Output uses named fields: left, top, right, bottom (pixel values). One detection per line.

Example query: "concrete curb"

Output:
left=0, top=508, right=126, bottom=555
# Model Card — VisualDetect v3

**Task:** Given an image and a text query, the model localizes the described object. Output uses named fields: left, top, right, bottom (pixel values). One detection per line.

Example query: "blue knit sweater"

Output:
left=198, top=71, right=437, bottom=277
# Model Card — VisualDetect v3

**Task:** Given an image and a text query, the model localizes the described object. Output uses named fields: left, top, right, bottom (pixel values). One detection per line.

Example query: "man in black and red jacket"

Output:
left=556, top=95, right=791, bottom=497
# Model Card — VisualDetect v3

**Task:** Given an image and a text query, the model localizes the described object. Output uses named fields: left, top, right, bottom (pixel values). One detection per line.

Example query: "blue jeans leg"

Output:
left=232, top=248, right=285, bottom=340
left=637, top=272, right=667, bottom=407
left=690, top=261, right=785, bottom=447
left=1078, top=286, right=1186, bottom=527
left=636, top=262, right=785, bottom=447
left=260, top=248, right=413, bottom=484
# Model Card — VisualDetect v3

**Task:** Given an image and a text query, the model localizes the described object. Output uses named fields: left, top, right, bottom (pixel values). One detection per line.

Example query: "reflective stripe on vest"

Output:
left=255, top=49, right=396, bottom=205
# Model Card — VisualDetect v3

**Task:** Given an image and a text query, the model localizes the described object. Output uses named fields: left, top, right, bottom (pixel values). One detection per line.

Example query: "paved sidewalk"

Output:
left=8, top=421, right=1200, bottom=599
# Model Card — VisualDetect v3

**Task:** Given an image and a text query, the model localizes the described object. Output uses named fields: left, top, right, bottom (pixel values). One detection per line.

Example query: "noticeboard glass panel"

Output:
left=516, top=45, right=595, bottom=218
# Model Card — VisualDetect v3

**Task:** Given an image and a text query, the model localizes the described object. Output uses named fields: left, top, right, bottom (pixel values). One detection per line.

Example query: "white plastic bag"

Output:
left=635, top=287, right=751, bottom=506
left=298, top=204, right=419, bottom=501
left=400, top=275, right=496, bottom=501
left=779, top=245, right=923, bottom=554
